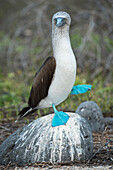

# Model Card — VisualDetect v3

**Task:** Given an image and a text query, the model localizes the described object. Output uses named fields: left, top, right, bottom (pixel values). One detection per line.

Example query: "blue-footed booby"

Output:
left=18, top=11, right=92, bottom=127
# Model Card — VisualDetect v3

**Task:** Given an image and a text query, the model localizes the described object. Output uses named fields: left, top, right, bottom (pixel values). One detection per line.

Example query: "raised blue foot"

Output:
left=71, top=85, right=92, bottom=95
left=51, top=104, right=69, bottom=127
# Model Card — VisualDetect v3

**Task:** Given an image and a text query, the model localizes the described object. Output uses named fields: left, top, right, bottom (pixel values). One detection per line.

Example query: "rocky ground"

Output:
left=0, top=116, right=113, bottom=169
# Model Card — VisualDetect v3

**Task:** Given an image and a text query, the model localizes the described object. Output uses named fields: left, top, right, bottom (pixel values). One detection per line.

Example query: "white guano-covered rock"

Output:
left=76, top=101, right=105, bottom=132
left=0, top=113, right=93, bottom=166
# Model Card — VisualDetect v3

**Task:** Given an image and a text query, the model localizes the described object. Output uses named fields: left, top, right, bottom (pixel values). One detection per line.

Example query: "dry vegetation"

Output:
left=0, top=0, right=113, bottom=83
left=0, top=0, right=113, bottom=117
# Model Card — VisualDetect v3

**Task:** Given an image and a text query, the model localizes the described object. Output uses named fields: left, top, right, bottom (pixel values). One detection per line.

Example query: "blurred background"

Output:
left=0, top=0, right=113, bottom=121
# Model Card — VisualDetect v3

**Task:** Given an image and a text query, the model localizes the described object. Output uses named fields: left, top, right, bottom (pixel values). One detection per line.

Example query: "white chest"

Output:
left=48, top=50, right=76, bottom=105
left=38, top=32, right=76, bottom=108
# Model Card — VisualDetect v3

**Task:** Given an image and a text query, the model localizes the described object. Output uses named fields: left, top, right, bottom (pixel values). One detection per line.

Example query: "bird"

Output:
left=18, top=11, right=92, bottom=127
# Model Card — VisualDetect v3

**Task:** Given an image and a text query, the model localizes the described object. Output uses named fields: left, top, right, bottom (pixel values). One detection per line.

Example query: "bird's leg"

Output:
left=51, top=104, right=69, bottom=127
left=52, top=104, right=58, bottom=114
left=71, top=85, right=92, bottom=95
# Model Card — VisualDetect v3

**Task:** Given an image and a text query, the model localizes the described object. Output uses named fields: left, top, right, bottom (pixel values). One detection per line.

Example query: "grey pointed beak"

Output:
left=55, top=17, right=66, bottom=27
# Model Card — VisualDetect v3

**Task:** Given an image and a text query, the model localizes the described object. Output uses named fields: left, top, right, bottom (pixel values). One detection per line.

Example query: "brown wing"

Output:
left=28, top=56, right=56, bottom=108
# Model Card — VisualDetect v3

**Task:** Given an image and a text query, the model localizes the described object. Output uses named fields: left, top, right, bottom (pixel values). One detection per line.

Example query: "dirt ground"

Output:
left=0, top=165, right=112, bottom=170
left=0, top=117, right=113, bottom=169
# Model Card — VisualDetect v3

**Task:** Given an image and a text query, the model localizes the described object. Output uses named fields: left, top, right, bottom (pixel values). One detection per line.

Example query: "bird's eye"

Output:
left=54, top=18, right=57, bottom=24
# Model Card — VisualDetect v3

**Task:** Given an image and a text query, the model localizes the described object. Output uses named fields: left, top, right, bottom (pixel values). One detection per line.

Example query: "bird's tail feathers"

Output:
left=16, top=107, right=37, bottom=122
left=19, top=106, right=31, bottom=119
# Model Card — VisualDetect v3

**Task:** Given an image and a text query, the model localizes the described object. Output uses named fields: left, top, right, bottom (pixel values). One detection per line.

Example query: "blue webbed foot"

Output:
left=51, top=104, right=69, bottom=127
left=71, top=85, right=92, bottom=95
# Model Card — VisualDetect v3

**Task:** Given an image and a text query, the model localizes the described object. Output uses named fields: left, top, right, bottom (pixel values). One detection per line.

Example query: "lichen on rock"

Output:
left=76, top=101, right=105, bottom=132
left=0, top=113, right=93, bottom=166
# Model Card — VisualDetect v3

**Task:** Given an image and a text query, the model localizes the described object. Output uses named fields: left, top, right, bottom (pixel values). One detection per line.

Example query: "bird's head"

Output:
left=52, top=11, right=71, bottom=31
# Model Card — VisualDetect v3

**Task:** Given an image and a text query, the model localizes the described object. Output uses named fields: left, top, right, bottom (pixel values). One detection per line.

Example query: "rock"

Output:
left=76, top=101, right=105, bottom=132
left=0, top=113, right=93, bottom=166
left=104, top=117, right=113, bottom=125
left=104, top=117, right=113, bottom=129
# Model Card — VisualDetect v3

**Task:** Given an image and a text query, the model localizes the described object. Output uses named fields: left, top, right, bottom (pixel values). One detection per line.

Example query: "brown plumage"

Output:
left=19, top=56, right=56, bottom=119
